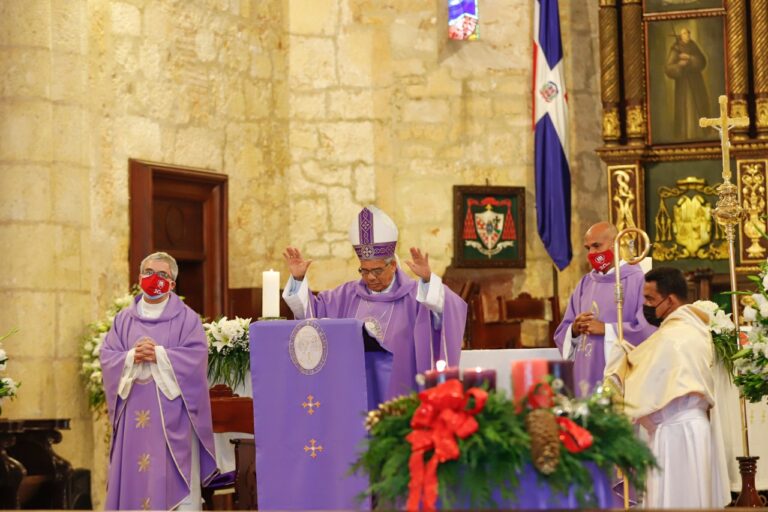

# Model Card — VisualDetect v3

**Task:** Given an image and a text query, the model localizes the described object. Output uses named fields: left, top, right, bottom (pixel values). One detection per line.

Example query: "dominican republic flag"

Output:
left=533, top=0, right=572, bottom=270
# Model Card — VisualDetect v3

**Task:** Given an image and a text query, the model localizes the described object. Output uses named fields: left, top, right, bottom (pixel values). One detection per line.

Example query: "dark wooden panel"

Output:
left=153, top=199, right=204, bottom=253
left=227, top=287, right=294, bottom=320
left=129, top=159, right=229, bottom=319
left=176, top=260, right=205, bottom=318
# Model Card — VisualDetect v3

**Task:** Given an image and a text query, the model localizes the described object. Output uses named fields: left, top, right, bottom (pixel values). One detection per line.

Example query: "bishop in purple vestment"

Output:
left=100, top=252, right=217, bottom=510
left=554, top=222, right=656, bottom=396
left=282, top=206, right=467, bottom=405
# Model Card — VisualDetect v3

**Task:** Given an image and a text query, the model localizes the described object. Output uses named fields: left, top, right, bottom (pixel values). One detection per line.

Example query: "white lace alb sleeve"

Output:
left=118, top=349, right=138, bottom=399
left=416, top=273, right=445, bottom=328
left=603, top=323, right=626, bottom=374
left=151, top=346, right=181, bottom=400
left=282, top=275, right=310, bottom=319
left=561, top=326, right=577, bottom=361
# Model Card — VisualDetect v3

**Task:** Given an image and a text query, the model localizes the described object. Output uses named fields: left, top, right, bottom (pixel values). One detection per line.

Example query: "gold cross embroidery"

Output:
left=141, top=498, right=151, bottom=510
left=138, top=453, right=151, bottom=472
left=304, top=439, right=323, bottom=458
left=302, top=395, right=320, bottom=415
left=135, top=410, right=150, bottom=429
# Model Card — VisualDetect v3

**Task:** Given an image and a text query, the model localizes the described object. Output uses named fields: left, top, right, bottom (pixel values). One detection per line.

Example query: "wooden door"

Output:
left=129, top=159, right=228, bottom=319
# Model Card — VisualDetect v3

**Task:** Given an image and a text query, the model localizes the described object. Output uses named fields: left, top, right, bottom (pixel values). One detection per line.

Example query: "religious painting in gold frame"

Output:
left=736, top=159, right=768, bottom=266
left=452, top=185, right=525, bottom=268
left=644, top=159, right=729, bottom=272
left=643, top=0, right=723, bottom=15
left=645, top=13, right=726, bottom=145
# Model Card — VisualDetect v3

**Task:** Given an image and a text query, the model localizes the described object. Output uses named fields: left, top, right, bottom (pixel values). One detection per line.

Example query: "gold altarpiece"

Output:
left=596, top=0, right=768, bottom=281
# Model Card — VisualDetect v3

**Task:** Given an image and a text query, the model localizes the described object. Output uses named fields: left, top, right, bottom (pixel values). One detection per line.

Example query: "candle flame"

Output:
left=474, top=366, right=482, bottom=372
left=435, top=360, right=446, bottom=371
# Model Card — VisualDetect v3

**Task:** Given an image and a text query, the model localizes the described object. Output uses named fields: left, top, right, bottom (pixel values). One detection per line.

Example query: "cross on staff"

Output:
left=699, top=95, right=749, bottom=182
left=699, top=95, right=757, bottom=477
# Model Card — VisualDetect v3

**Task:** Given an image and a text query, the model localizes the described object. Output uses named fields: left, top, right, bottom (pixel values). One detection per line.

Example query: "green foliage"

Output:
left=712, top=330, right=739, bottom=378
left=731, top=259, right=768, bottom=403
left=80, top=288, right=138, bottom=415
left=204, top=316, right=252, bottom=390
left=353, top=389, right=656, bottom=509
left=207, top=347, right=251, bottom=390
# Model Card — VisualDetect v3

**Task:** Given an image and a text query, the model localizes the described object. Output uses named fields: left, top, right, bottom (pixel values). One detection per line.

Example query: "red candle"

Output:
left=424, top=360, right=460, bottom=388
left=462, top=367, right=496, bottom=391
left=510, top=359, right=549, bottom=402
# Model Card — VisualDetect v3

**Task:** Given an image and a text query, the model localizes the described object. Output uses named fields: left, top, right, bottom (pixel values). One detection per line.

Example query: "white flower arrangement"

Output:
left=80, top=290, right=136, bottom=413
left=732, top=259, right=768, bottom=404
left=692, top=299, right=739, bottom=378
left=204, top=316, right=252, bottom=390
left=0, top=328, right=20, bottom=414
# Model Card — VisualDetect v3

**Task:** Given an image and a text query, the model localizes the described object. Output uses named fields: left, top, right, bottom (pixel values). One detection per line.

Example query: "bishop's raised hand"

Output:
left=283, top=246, right=312, bottom=280
left=405, top=247, right=432, bottom=282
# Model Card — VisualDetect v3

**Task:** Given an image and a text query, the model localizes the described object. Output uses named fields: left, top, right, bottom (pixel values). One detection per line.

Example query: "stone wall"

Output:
left=284, top=0, right=606, bottom=337
left=0, top=0, right=605, bottom=504
left=1, top=0, right=287, bottom=506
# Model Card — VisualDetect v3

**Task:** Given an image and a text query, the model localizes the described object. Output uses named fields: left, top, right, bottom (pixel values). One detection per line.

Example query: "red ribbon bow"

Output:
left=405, top=379, right=487, bottom=511
left=526, top=382, right=593, bottom=454
left=556, top=416, right=593, bottom=453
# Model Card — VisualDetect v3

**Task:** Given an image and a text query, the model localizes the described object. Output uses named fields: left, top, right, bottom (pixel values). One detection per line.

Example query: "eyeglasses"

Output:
left=358, top=266, right=388, bottom=277
left=141, top=269, right=172, bottom=280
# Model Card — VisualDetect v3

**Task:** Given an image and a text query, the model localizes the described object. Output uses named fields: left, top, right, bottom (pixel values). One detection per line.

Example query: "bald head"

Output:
left=584, top=222, right=618, bottom=272
left=585, top=222, right=617, bottom=243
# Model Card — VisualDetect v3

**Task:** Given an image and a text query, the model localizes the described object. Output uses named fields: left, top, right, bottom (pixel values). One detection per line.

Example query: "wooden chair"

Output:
left=498, top=292, right=561, bottom=347
left=204, top=386, right=256, bottom=510
left=467, top=293, right=522, bottom=349
left=443, top=277, right=522, bottom=349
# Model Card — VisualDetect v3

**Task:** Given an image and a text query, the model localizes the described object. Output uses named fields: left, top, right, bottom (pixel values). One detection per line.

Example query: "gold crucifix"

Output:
left=699, top=94, right=754, bottom=461
left=699, top=95, right=749, bottom=182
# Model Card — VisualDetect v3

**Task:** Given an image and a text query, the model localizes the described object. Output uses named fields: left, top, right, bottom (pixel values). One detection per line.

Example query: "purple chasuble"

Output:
left=100, top=294, right=218, bottom=510
left=554, top=264, right=656, bottom=396
left=306, top=268, right=466, bottom=400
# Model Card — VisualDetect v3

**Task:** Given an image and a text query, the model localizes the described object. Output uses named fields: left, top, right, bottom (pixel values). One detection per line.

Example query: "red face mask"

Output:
left=140, top=273, right=171, bottom=298
left=587, top=249, right=614, bottom=273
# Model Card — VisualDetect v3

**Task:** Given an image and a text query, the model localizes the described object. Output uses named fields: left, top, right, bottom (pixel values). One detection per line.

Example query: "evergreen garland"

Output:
left=353, top=386, right=656, bottom=509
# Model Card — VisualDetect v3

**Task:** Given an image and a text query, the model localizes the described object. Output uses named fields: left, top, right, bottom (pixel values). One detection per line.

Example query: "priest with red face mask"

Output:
left=100, top=252, right=218, bottom=510
left=553, top=222, right=656, bottom=396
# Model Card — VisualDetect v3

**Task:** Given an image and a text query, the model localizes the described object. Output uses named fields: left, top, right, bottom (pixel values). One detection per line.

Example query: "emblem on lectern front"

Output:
left=289, top=320, right=328, bottom=375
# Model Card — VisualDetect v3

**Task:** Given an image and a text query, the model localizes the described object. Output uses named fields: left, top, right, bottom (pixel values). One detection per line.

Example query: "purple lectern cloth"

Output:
left=304, top=268, right=467, bottom=401
left=505, top=462, right=614, bottom=509
left=250, top=319, right=370, bottom=510
left=443, top=462, right=613, bottom=510
left=100, top=293, right=218, bottom=510
left=554, top=264, right=655, bottom=396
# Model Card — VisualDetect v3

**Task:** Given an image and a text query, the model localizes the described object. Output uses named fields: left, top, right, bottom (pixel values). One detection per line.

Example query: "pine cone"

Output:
left=526, top=408, right=561, bottom=475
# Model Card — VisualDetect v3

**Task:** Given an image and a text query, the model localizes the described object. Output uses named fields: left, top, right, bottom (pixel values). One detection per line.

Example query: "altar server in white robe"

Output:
left=605, top=267, right=729, bottom=509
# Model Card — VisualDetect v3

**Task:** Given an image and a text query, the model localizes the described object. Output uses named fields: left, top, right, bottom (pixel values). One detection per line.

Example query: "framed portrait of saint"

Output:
left=645, top=14, right=726, bottom=145
left=453, top=185, right=525, bottom=268
left=644, top=0, right=723, bottom=15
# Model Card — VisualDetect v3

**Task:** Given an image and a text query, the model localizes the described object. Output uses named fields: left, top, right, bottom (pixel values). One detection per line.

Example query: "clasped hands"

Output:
left=134, top=337, right=157, bottom=363
left=573, top=312, right=605, bottom=336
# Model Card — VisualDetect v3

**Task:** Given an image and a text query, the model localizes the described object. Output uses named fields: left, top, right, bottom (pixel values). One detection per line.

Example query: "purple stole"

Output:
left=307, top=268, right=467, bottom=399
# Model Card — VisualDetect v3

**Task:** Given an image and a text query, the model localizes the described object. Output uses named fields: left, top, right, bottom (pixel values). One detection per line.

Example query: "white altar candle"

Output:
left=262, top=269, right=280, bottom=318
